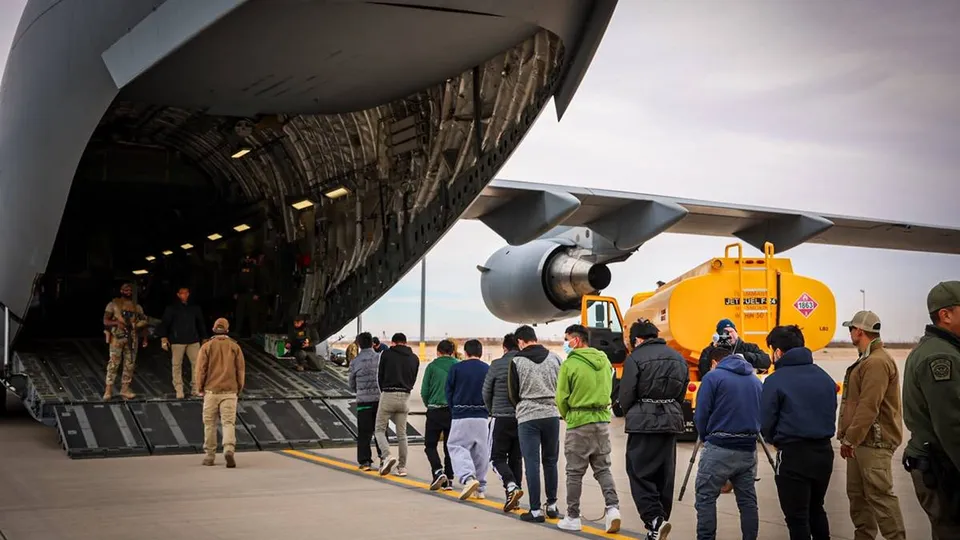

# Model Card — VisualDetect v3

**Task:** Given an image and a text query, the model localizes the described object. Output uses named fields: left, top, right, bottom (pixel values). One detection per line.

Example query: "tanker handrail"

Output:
left=725, top=243, right=746, bottom=332
left=764, top=242, right=775, bottom=337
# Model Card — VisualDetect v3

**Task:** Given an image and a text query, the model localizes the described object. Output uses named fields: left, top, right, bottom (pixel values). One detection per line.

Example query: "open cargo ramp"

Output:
left=14, top=339, right=423, bottom=459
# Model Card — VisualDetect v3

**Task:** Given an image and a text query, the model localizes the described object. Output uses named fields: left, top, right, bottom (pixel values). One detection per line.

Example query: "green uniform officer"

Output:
left=902, top=281, right=960, bottom=539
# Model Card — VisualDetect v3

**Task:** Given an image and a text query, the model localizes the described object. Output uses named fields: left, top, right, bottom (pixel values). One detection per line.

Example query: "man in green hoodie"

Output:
left=421, top=339, right=458, bottom=490
left=555, top=324, right=621, bottom=534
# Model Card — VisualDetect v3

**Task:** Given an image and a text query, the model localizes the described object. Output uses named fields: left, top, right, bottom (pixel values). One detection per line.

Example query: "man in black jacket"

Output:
left=374, top=332, right=420, bottom=477
left=620, top=319, right=689, bottom=539
left=157, top=287, right=207, bottom=399
left=285, top=314, right=320, bottom=371
left=698, top=319, right=771, bottom=379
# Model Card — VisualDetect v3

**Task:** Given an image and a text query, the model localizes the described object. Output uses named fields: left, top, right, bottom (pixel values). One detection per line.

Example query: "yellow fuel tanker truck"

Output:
left=580, top=242, right=840, bottom=441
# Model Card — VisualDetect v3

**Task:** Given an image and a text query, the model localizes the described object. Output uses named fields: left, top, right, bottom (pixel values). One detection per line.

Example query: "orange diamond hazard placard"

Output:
left=793, top=293, right=819, bottom=318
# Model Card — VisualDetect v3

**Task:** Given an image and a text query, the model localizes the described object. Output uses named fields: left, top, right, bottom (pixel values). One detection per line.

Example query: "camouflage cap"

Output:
left=927, top=281, right=960, bottom=313
left=842, top=311, right=882, bottom=333
left=213, top=318, right=230, bottom=332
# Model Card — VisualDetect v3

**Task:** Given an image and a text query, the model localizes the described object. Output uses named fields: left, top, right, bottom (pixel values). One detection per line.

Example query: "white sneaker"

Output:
left=472, top=491, right=486, bottom=500
left=557, top=516, right=581, bottom=531
left=378, top=456, right=397, bottom=476
left=605, top=507, right=622, bottom=534
left=459, top=478, right=480, bottom=500
left=646, top=516, right=671, bottom=540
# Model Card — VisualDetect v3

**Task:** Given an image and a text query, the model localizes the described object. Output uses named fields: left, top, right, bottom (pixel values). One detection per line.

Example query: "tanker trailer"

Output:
left=579, top=242, right=840, bottom=441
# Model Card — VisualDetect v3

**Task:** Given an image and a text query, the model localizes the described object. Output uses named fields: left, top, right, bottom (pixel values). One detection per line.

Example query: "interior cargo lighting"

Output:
left=132, top=269, right=148, bottom=275
left=324, top=186, right=350, bottom=199
left=233, top=224, right=250, bottom=232
left=145, top=255, right=156, bottom=262
left=291, top=198, right=314, bottom=210
left=231, top=147, right=251, bottom=159
left=207, top=233, right=223, bottom=241
left=181, top=243, right=194, bottom=250
left=162, top=250, right=174, bottom=256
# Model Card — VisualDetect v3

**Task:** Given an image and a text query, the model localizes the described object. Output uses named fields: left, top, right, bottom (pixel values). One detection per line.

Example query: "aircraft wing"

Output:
left=464, top=179, right=960, bottom=254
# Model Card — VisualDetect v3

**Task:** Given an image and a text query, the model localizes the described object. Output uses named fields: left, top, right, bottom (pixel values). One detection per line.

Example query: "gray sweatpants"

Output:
left=565, top=422, right=619, bottom=518
left=448, top=417, right=491, bottom=490
left=374, top=391, right=410, bottom=468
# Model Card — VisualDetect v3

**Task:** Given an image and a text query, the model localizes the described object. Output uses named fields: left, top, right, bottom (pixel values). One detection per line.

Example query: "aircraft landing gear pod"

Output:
left=580, top=242, right=839, bottom=441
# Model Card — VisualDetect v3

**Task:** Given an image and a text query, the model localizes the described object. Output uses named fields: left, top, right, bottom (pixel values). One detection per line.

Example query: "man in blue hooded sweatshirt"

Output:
left=693, top=335, right=763, bottom=540
left=760, top=325, right=837, bottom=540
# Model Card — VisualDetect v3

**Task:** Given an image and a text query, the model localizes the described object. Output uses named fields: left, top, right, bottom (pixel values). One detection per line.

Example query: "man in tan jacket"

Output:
left=196, top=318, right=245, bottom=468
left=838, top=311, right=905, bottom=540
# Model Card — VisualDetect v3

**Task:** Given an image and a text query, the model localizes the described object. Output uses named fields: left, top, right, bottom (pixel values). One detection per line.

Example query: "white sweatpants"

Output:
left=448, top=417, right=491, bottom=490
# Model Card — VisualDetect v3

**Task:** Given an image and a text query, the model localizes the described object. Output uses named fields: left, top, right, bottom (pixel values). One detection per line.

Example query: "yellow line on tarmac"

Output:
left=281, top=449, right=640, bottom=539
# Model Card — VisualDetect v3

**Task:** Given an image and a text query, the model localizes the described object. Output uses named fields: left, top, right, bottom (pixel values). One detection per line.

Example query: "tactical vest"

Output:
left=107, top=297, right=142, bottom=341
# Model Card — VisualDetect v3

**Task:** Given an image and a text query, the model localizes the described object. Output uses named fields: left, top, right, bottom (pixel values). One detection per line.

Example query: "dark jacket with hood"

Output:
left=619, top=337, right=689, bottom=434
left=377, top=344, right=420, bottom=393
left=483, top=350, right=518, bottom=418
left=508, top=344, right=562, bottom=424
left=157, top=301, right=206, bottom=345
left=698, top=339, right=771, bottom=379
left=760, top=347, right=837, bottom=446
left=694, top=354, right=763, bottom=451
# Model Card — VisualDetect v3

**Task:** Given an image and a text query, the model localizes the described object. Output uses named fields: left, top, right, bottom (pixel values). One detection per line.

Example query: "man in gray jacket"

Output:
left=508, top=325, right=563, bottom=523
left=483, top=333, right=524, bottom=512
left=348, top=332, right=382, bottom=470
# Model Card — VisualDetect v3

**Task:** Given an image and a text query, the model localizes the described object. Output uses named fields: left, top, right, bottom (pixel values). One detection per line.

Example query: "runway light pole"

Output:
left=860, top=289, right=866, bottom=311
left=419, top=257, right=426, bottom=360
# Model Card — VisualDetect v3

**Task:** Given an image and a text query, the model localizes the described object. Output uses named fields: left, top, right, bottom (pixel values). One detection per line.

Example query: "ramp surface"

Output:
left=54, top=403, right=149, bottom=458
left=14, top=338, right=423, bottom=459
left=128, top=401, right=259, bottom=454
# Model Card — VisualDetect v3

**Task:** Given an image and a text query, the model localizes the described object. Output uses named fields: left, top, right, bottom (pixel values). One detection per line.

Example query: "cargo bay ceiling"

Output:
left=73, top=0, right=616, bottom=338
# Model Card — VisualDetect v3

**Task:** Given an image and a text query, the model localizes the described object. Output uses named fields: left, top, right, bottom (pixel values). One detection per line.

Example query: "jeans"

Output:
left=695, top=442, right=759, bottom=540
left=518, top=416, right=560, bottom=511
left=774, top=439, right=833, bottom=540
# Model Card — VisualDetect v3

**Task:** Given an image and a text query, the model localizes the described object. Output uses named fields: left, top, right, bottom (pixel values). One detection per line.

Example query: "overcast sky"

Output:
left=3, top=1, right=958, bottom=342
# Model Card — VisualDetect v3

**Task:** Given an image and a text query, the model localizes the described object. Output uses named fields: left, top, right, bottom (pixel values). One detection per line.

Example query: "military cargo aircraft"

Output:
left=2, top=2, right=957, bottom=460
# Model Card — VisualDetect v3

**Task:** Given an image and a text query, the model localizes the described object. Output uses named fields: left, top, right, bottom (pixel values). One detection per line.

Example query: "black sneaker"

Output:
left=545, top=504, right=560, bottom=520
left=430, top=472, right=447, bottom=491
left=646, top=516, right=672, bottom=540
left=520, top=511, right=545, bottom=523
left=503, top=487, right=523, bottom=512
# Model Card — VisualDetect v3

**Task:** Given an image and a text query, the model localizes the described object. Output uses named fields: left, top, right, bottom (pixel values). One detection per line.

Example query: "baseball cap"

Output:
left=213, top=318, right=230, bottom=332
left=927, top=281, right=960, bottom=313
left=842, top=311, right=881, bottom=333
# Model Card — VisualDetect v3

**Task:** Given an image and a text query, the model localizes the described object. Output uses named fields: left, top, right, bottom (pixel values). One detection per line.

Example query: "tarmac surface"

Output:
left=0, top=347, right=937, bottom=540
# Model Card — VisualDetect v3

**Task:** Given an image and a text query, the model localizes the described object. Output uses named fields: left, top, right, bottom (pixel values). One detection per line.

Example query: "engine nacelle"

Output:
left=479, top=239, right=612, bottom=324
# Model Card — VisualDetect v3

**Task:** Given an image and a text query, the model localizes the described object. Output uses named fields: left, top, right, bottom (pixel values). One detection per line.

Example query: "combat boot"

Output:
left=175, top=387, right=185, bottom=399
left=120, top=385, right=136, bottom=400
left=225, top=451, right=236, bottom=469
left=102, top=387, right=113, bottom=401
left=202, top=455, right=215, bottom=466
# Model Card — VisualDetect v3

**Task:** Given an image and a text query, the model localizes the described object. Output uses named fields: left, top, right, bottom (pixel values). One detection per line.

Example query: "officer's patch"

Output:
left=930, top=358, right=952, bottom=382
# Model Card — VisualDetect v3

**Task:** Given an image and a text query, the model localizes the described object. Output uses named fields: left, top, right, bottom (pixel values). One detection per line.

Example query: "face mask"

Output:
left=562, top=340, right=572, bottom=354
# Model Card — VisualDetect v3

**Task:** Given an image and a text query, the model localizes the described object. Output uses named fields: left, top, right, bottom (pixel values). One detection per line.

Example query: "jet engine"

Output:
left=478, top=239, right=612, bottom=324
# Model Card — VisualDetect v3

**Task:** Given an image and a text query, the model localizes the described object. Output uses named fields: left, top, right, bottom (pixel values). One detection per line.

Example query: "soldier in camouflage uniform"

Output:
left=102, top=283, right=148, bottom=400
